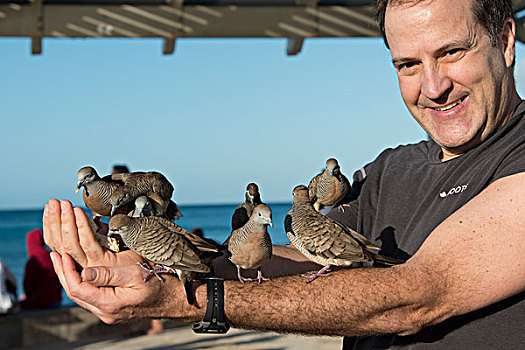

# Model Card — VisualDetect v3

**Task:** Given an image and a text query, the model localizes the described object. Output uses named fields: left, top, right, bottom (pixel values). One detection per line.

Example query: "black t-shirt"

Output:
left=329, top=101, right=525, bottom=349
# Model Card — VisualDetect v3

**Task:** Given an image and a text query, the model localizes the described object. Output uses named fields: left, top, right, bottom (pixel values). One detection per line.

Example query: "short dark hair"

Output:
left=375, top=0, right=514, bottom=48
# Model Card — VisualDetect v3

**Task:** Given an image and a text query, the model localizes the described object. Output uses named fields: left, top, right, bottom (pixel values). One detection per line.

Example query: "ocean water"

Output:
left=0, top=203, right=292, bottom=304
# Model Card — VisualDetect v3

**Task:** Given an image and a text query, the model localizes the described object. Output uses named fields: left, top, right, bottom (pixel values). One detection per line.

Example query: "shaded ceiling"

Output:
left=1, top=0, right=524, bottom=55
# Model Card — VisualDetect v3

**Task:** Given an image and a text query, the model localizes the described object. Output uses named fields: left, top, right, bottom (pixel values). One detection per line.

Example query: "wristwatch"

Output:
left=192, top=276, right=230, bottom=334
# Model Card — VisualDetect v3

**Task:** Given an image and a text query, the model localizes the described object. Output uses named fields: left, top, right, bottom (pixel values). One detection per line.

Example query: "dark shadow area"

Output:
left=213, top=249, right=322, bottom=281
left=376, top=227, right=411, bottom=262
left=148, top=332, right=283, bottom=350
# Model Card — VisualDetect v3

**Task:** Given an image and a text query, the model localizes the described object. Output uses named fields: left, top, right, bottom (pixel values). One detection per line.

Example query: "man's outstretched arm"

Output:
left=46, top=173, right=525, bottom=336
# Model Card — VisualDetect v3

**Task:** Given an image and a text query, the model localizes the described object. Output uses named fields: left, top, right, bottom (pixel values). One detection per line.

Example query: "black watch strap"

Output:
left=192, top=276, right=230, bottom=334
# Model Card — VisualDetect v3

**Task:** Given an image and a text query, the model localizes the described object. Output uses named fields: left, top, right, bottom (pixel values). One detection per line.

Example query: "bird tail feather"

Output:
left=372, top=254, right=405, bottom=266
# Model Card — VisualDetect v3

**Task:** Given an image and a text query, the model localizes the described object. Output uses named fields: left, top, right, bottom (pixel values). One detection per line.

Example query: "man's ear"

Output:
left=501, top=17, right=516, bottom=68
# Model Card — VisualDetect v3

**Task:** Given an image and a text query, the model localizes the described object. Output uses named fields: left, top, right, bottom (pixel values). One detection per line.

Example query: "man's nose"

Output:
left=420, top=63, right=452, bottom=101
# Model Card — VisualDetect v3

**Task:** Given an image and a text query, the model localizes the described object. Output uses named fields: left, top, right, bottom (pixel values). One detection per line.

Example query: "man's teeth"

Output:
left=434, top=99, right=462, bottom=111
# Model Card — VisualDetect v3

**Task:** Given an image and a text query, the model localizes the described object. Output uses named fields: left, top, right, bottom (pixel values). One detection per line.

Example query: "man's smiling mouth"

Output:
left=431, top=96, right=467, bottom=112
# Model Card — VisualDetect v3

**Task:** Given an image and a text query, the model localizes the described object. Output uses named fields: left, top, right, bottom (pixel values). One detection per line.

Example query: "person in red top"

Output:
left=20, top=229, right=62, bottom=310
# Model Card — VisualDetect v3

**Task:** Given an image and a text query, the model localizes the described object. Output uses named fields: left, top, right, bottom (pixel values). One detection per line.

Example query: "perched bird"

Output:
left=231, top=183, right=263, bottom=231
left=75, top=166, right=131, bottom=218
left=108, top=214, right=219, bottom=305
left=227, top=204, right=273, bottom=284
left=130, top=196, right=183, bottom=221
left=285, top=185, right=403, bottom=283
left=308, top=158, right=351, bottom=212
left=110, top=171, right=175, bottom=217
left=129, top=196, right=155, bottom=218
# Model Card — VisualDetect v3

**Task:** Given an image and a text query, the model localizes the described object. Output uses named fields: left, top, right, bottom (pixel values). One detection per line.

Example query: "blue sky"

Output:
left=1, top=37, right=525, bottom=209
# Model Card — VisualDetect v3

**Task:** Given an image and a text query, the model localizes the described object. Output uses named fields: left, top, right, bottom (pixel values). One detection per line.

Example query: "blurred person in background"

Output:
left=0, top=257, right=18, bottom=314
left=19, top=229, right=62, bottom=310
left=111, top=164, right=129, bottom=175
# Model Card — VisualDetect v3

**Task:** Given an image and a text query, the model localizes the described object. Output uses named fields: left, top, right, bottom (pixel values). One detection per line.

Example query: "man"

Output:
left=43, top=0, right=525, bottom=348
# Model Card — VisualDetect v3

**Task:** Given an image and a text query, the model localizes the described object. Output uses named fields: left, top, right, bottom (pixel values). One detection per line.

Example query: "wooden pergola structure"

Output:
left=1, top=0, right=524, bottom=55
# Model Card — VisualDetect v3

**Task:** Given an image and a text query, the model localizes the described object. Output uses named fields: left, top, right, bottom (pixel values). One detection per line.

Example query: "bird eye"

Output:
left=258, top=213, right=261, bottom=216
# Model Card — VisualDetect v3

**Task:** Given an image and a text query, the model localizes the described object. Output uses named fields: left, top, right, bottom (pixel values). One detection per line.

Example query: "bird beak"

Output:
left=135, top=208, right=143, bottom=218
left=110, top=205, right=116, bottom=216
left=247, top=193, right=254, bottom=202
left=329, top=169, right=334, bottom=176
left=75, top=180, right=84, bottom=193
left=267, top=218, right=273, bottom=228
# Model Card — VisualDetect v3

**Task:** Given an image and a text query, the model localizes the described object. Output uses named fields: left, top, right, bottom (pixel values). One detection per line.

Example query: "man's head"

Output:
left=375, top=0, right=520, bottom=160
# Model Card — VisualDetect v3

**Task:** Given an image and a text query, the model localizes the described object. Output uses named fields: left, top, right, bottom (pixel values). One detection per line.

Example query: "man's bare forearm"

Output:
left=198, top=256, right=445, bottom=337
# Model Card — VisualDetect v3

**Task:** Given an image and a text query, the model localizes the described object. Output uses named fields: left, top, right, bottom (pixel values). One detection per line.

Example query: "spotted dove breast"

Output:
left=308, top=158, right=351, bottom=212
left=227, top=204, right=273, bottom=284
left=75, top=166, right=130, bottom=217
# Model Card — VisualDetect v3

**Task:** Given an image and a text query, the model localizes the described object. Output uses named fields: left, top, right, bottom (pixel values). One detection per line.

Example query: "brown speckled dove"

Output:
left=75, top=166, right=131, bottom=218
left=131, top=196, right=183, bottom=221
left=285, top=185, right=403, bottom=283
left=110, top=171, right=174, bottom=217
left=308, top=158, right=351, bottom=212
left=227, top=204, right=273, bottom=284
left=108, top=214, right=219, bottom=305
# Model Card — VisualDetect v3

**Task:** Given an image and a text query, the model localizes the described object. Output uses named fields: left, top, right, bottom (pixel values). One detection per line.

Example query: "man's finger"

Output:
left=61, top=253, right=108, bottom=305
left=47, top=199, right=64, bottom=254
left=50, top=251, right=70, bottom=296
left=60, top=200, right=87, bottom=267
left=58, top=253, right=109, bottom=314
left=74, top=207, right=104, bottom=264
left=43, top=204, right=55, bottom=251
left=51, top=252, right=97, bottom=314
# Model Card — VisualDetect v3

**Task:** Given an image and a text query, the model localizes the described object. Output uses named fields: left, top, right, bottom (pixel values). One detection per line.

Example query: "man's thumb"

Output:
left=82, top=266, right=123, bottom=287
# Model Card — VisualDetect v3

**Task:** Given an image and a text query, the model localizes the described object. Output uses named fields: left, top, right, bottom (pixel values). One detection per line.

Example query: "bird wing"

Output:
left=111, top=171, right=146, bottom=184
left=231, top=204, right=250, bottom=231
left=308, top=173, right=321, bottom=204
left=284, top=212, right=293, bottom=235
left=147, top=172, right=174, bottom=199
left=158, top=218, right=219, bottom=252
left=336, top=222, right=380, bottom=252
left=137, top=217, right=210, bottom=273
left=293, top=210, right=369, bottom=263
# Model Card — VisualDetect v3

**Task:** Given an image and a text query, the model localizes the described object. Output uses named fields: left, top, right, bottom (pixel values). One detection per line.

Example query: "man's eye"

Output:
left=445, top=48, right=462, bottom=56
left=398, top=62, right=416, bottom=71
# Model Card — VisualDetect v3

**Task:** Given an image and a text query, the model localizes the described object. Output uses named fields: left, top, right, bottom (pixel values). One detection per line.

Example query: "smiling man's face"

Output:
left=385, top=0, right=517, bottom=160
